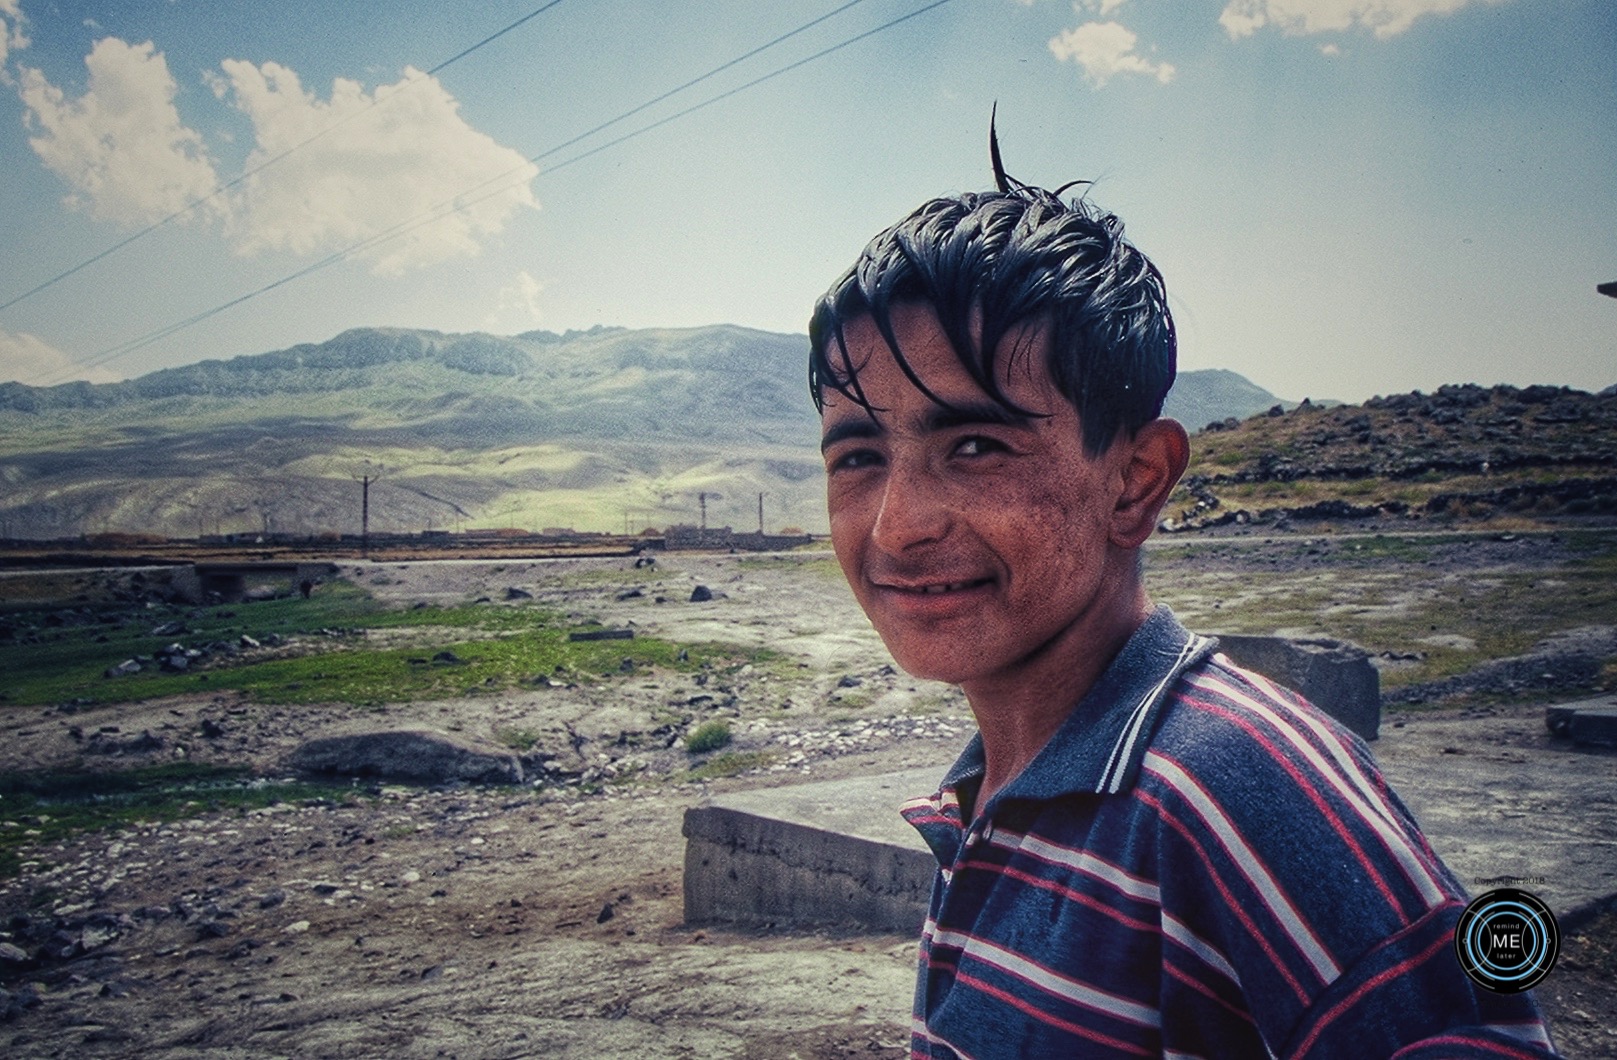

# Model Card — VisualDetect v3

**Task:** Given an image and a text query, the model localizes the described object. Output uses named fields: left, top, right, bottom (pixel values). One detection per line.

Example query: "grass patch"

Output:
left=496, top=727, right=542, bottom=752
left=0, top=578, right=774, bottom=708
left=831, top=689, right=875, bottom=710
left=682, top=750, right=772, bottom=783
left=0, top=763, right=363, bottom=880
left=684, top=719, right=733, bottom=753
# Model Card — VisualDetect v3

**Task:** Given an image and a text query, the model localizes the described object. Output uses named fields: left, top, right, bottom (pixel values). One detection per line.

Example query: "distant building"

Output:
left=664, top=524, right=813, bottom=551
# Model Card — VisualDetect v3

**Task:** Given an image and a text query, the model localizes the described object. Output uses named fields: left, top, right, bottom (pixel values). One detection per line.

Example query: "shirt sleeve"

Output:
left=1151, top=664, right=1559, bottom=1057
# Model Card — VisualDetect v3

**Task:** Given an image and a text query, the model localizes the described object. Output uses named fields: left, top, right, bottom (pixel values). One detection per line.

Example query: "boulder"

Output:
left=289, top=728, right=522, bottom=785
left=1214, top=634, right=1381, bottom=741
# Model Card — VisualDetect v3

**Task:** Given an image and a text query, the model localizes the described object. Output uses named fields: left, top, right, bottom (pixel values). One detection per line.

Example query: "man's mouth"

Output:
left=881, top=577, right=993, bottom=595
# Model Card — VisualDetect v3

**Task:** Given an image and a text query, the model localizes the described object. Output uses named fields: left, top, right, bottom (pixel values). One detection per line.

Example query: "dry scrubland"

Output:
left=0, top=530, right=1614, bottom=1057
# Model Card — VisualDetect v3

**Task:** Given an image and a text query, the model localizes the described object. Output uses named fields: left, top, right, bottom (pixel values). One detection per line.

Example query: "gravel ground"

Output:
left=1, top=542, right=1613, bottom=1058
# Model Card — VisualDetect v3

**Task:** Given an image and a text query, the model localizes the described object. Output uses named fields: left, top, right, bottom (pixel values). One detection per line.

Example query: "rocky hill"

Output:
left=0, top=326, right=1288, bottom=540
left=1168, top=383, right=1617, bottom=530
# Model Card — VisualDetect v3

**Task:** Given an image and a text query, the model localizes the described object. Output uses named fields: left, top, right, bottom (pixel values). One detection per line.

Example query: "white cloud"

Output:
left=1219, top=0, right=1505, bottom=40
left=16, top=37, right=222, bottom=226
left=1320, top=42, right=1342, bottom=54
left=218, top=61, right=539, bottom=274
left=0, top=0, right=29, bottom=72
left=485, top=270, right=546, bottom=331
left=1049, top=20, right=1175, bottom=87
left=0, top=329, right=119, bottom=384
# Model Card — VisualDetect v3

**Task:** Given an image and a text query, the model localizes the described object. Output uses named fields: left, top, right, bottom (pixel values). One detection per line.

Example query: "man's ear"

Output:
left=1110, top=418, right=1190, bottom=549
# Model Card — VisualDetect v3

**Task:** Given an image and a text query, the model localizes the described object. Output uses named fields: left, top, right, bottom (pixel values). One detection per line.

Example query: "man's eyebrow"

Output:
left=820, top=418, right=881, bottom=453
left=920, top=402, right=1034, bottom=433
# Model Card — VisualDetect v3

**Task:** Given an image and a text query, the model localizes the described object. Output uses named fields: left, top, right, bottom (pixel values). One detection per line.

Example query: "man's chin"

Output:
left=878, top=642, right=982, bottom=688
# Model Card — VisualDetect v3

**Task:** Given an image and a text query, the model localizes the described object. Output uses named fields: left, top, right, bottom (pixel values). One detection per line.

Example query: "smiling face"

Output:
left=821, top=303, right=1155, bottom=694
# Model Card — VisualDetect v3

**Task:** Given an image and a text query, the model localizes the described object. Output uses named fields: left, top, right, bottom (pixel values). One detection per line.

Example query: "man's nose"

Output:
left=870, top=461, right=951, bottom=553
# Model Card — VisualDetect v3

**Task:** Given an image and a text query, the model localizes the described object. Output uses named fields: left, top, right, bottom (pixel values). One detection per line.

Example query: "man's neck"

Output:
left=962, top=583, right=1153, bottom=812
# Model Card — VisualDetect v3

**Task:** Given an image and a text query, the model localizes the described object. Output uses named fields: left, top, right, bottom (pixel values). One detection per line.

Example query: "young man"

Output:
left=809, top=177, right=1557, bottom=1057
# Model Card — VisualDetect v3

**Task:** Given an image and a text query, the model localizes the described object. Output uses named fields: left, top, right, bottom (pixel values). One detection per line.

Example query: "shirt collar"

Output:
left=937, top=606, right=1214, bottom=808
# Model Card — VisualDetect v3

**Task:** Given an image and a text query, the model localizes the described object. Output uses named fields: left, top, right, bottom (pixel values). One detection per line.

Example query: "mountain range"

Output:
left=0, top=325, right=1292, bottom=539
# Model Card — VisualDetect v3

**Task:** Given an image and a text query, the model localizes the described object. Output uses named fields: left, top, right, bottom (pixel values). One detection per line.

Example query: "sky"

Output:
left=0, top=0, right=1612, bottom=404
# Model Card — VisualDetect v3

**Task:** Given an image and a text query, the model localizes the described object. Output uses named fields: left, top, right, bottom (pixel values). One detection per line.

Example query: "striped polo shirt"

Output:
left=902, top=607, right=1557, bottom=1059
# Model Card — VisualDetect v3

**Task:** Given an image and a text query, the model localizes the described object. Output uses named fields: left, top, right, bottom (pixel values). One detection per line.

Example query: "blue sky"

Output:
left=0, top=0, right=1612, bottom=404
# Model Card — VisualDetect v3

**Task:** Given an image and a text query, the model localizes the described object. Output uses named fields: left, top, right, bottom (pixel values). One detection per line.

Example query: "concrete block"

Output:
left=1215, top=634, right=1381, bottom=741
left=1569, top=705, right=1617, bottom=748
left=682, top=767, right=939, bottom=931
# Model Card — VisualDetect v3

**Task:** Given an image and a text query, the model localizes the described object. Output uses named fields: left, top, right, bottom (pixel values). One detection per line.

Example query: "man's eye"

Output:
left=954, top=436, right=1006, bottom=457
left=830, top=449, right=881, bottom=471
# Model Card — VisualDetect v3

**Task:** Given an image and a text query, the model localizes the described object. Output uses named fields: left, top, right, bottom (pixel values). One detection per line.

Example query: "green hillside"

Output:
left=0, top=325, right=1291, bottom=540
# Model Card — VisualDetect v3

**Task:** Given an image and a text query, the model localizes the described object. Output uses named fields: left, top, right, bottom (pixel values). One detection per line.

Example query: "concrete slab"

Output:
left=1215, top=634, right=1381, bottom=741
left=1570, top=706, right=1617, bottom=748
left=683, top=767, right=939, bottom=932
left=1545, top=696, right=1617, bottom=747
left=684, top=700, right=1617, bottom=931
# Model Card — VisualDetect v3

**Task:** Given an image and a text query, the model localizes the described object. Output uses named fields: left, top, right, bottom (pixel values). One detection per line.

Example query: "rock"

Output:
left=200, top=718, right=225, bottom=739
left=2, top=982, right=41, bottom=1021
left=1214, top=634, right=1381, bottom=741
left=689, top=585, right=713, bottom=602
left=239, top=634, right=261, bottom=649
left=431, top=650, right=464, bottom=665
left=289, top=728, right=523, bottom=785
left=104, top=659, right=142, bottom=678
left=596, top=902, right=615, bottom=924
left=837, top=675, right=863, bottom=688
left=79, top=921, right=121, bottom=951
left=150, top=621, right=186, bottom=636
left=258, top=889, right=286, bottom=909
left=504, top=586, right=532, bottom=600
left=0, top=941, right=29, bottom=966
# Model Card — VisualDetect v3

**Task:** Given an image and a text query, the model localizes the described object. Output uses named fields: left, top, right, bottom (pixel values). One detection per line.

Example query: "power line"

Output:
left=0, top=0, right=570, bottom=315
left=31, top=0, right=957, bottom=385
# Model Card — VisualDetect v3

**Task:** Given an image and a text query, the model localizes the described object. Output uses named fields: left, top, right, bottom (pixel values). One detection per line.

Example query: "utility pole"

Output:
left=699, top=492, right=708, bottom=531
left=354, top=461, right=384, bottom=558
left=758, top=492, right=764, bottom=534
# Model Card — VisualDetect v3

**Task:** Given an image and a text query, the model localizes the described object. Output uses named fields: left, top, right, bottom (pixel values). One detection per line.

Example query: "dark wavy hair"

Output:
left=808, top=147, right=1176, bottom=457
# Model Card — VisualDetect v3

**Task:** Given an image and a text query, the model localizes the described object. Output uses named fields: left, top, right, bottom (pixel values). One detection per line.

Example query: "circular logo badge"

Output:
left=1454, top=888, right=1559, bottom=993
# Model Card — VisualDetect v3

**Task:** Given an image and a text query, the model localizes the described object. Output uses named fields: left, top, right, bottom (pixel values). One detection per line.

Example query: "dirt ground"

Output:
left=1, top=541, right=1614, bottom=1058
